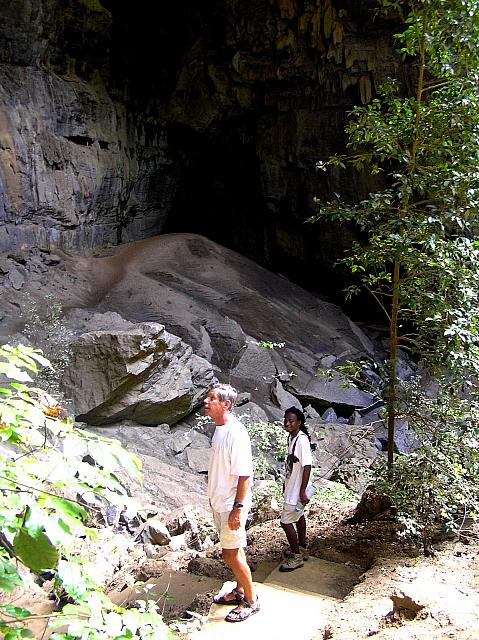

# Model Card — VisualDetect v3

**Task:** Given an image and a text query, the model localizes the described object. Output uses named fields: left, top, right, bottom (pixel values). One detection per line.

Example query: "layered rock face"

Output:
left=0, top=0, right=401, bottom=296
left=0, top=0, right=176, bottom=253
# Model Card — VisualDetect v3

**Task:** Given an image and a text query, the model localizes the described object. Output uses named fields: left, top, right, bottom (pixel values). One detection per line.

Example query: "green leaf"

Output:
left=56, top=560, right=89, bottom=599
left=0, top=605, right=32, bottom=619
left=13, top=527, right=59, bottom=571
left=27, top=350, right=52, bottom=369
left=44, top=495, right=88, bottom=523
left=0, top=362, right=33, bottom=383
left=0, top=555, right=22, bottom=592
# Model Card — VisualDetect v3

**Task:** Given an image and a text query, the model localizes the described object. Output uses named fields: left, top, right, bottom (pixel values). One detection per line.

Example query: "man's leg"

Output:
left=222, top=547, right=254, bottom=604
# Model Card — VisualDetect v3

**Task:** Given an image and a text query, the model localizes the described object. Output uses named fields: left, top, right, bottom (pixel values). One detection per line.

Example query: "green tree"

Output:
left=312, top=0, right=479, bottom=544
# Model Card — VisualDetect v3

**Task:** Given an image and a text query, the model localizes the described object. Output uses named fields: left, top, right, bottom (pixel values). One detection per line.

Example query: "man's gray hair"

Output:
left=210, top=383, right=238, bottom=410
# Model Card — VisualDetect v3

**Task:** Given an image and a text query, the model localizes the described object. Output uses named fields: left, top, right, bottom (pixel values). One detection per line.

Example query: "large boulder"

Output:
left=63, top=321, right=214, bottom=426
left=285, top=365, right=375, bottom=413
left=310, top=421, right=378, bottom=488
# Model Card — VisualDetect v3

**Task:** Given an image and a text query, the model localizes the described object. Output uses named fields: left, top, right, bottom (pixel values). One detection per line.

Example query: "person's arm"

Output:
left=299, top=465, right=312, bottom=506
left=228, top=475, right=250, bottom=530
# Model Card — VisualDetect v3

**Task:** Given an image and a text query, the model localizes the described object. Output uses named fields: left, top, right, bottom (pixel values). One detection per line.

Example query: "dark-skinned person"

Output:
left=204, top=383, right=260, bottom=622
left=279, top=406, right=314, bottom=572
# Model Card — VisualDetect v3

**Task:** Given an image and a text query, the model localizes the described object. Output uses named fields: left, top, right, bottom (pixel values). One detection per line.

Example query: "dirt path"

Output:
left=180, top=502, right=479, bottom=640
left=190, top=556, right=357, bottom=640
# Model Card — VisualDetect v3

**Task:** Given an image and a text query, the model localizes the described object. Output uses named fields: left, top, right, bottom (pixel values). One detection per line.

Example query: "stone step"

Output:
left=189, top=556, right=358, bottom=639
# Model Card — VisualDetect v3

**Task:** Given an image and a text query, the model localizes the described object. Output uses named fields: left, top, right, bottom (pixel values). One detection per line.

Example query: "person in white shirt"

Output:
left=279, top=406, right=313, bottom=572
left=204, top=383, right=260, bottom=622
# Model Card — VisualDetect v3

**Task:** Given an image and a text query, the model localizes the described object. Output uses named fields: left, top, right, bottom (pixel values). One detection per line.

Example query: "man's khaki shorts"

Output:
left=212, top=508, right=248, bottom=549
left=280, top=502, right=305, bottom=525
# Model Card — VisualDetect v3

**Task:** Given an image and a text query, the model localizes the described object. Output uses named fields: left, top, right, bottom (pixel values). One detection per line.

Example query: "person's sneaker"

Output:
left=299, top=545, right=309, bottom=561
left=283, top=546, right=309, bottom=561
left=279, top=553, right=304, bottom=572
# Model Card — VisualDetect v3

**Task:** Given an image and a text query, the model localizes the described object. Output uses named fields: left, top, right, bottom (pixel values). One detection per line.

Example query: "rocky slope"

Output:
left=0, top=233, right=393, bottom=514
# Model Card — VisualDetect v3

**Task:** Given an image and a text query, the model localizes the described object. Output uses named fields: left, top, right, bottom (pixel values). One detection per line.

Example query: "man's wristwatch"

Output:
left=233, top=501, right=243, bottom=509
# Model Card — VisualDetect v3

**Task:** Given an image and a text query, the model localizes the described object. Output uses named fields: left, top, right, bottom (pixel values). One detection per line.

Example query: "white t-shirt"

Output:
left=207, top=414, right=254, bottom=512
left=284, top=431, right=312, bottom=505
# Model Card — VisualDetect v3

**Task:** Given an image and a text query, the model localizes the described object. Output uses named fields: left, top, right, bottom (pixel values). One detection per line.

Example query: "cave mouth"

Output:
left=163, top=122, right=271, bottom=264
left=161, top=122, right=383, bottom=323
left=90, top=0, right=385, bottom=324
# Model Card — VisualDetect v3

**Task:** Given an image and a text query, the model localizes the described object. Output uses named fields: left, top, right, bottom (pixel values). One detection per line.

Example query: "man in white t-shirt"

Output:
left=205, top=383, right=260, bottom=622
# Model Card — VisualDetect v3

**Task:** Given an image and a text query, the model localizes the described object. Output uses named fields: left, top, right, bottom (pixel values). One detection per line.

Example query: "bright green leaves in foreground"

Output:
left=0, top=344, right=175, bottom=639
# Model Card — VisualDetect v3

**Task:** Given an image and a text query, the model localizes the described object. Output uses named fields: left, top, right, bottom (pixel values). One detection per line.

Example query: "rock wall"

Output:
left=0, top=0, right=177, bottom=253
left=0, top=0, right=405, bottom=295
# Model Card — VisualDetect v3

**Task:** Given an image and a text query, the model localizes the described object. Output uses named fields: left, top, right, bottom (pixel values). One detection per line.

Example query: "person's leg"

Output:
left=279, top=506, right=304, bottom=572
left=222, top=547, right=254, bottom=603
left=296, top=514, right=306, bottom=548
left=217, top=510, right=256, bottom=605
left=281, top=521, right=300, bottom=554
left=222, top=545, right=260, bottom=622
left=211, top=509, right=243, bottom=603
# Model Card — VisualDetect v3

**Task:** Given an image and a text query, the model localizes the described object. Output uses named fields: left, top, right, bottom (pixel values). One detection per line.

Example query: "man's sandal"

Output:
left=213, top=589, right=244, bottom=605
left=224, top=596, right=260, bottom=623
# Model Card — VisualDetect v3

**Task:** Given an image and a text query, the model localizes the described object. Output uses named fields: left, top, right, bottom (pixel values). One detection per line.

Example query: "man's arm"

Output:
left=228, top=475, right=250, bottom=530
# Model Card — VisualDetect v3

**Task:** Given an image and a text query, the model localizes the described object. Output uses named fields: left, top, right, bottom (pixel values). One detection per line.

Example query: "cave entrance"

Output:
left=164, top=122, right=270, bottom=264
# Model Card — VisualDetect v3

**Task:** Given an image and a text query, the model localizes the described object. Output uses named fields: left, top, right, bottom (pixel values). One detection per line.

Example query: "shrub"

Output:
left=243, top=418, right=286, bottom=482
left=0, top=344, right=176, bottom=640
left=371, top=377, right=479, bottom=550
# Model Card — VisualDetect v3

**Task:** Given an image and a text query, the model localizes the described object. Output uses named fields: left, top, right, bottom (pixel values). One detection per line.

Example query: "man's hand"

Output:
left=228, top=508, right=241, bottom=530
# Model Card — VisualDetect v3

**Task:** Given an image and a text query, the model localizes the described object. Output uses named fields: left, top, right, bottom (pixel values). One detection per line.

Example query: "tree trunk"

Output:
left=387, top=258, right=400, bottom=470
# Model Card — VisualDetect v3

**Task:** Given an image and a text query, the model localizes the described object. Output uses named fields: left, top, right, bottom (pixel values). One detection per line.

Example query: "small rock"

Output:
left=186, top=447, right=211, bottom=473
left=322, top=407, right=338, bottom=422
left=168, top=533, right=187, bottom=551
left=143, top=543, right=169, bottom=559
left=0, top=256, right=11, bottom=274
left=170, top=433, right=192, bottom=454
left=320, top=355, right=337, bottom=369
left=41, top=253, right=62, bottom=266
left=304, top=404, right=320, bottom=419
left=349, top=411, right=362, bottom=425
left=8, top=252, right=27, bottom=265
left=146, top=519, right=171, bottom=545
left=7, top=266, right=26, bottom=290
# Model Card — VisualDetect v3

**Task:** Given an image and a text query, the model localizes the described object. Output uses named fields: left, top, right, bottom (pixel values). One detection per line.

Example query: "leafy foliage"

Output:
left=312, top=0, right=479, bottom=544
left=257, top=340, right=286, bottom=350
left=373, top=375, right=479, bottom=549
left=0, top=344, right=176, bottom=639
left=243, top=418, right=287, bottom=482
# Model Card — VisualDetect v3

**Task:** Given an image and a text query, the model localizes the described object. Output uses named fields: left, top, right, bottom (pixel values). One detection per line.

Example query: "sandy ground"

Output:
left=182, top=502, right=479, bottom=640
